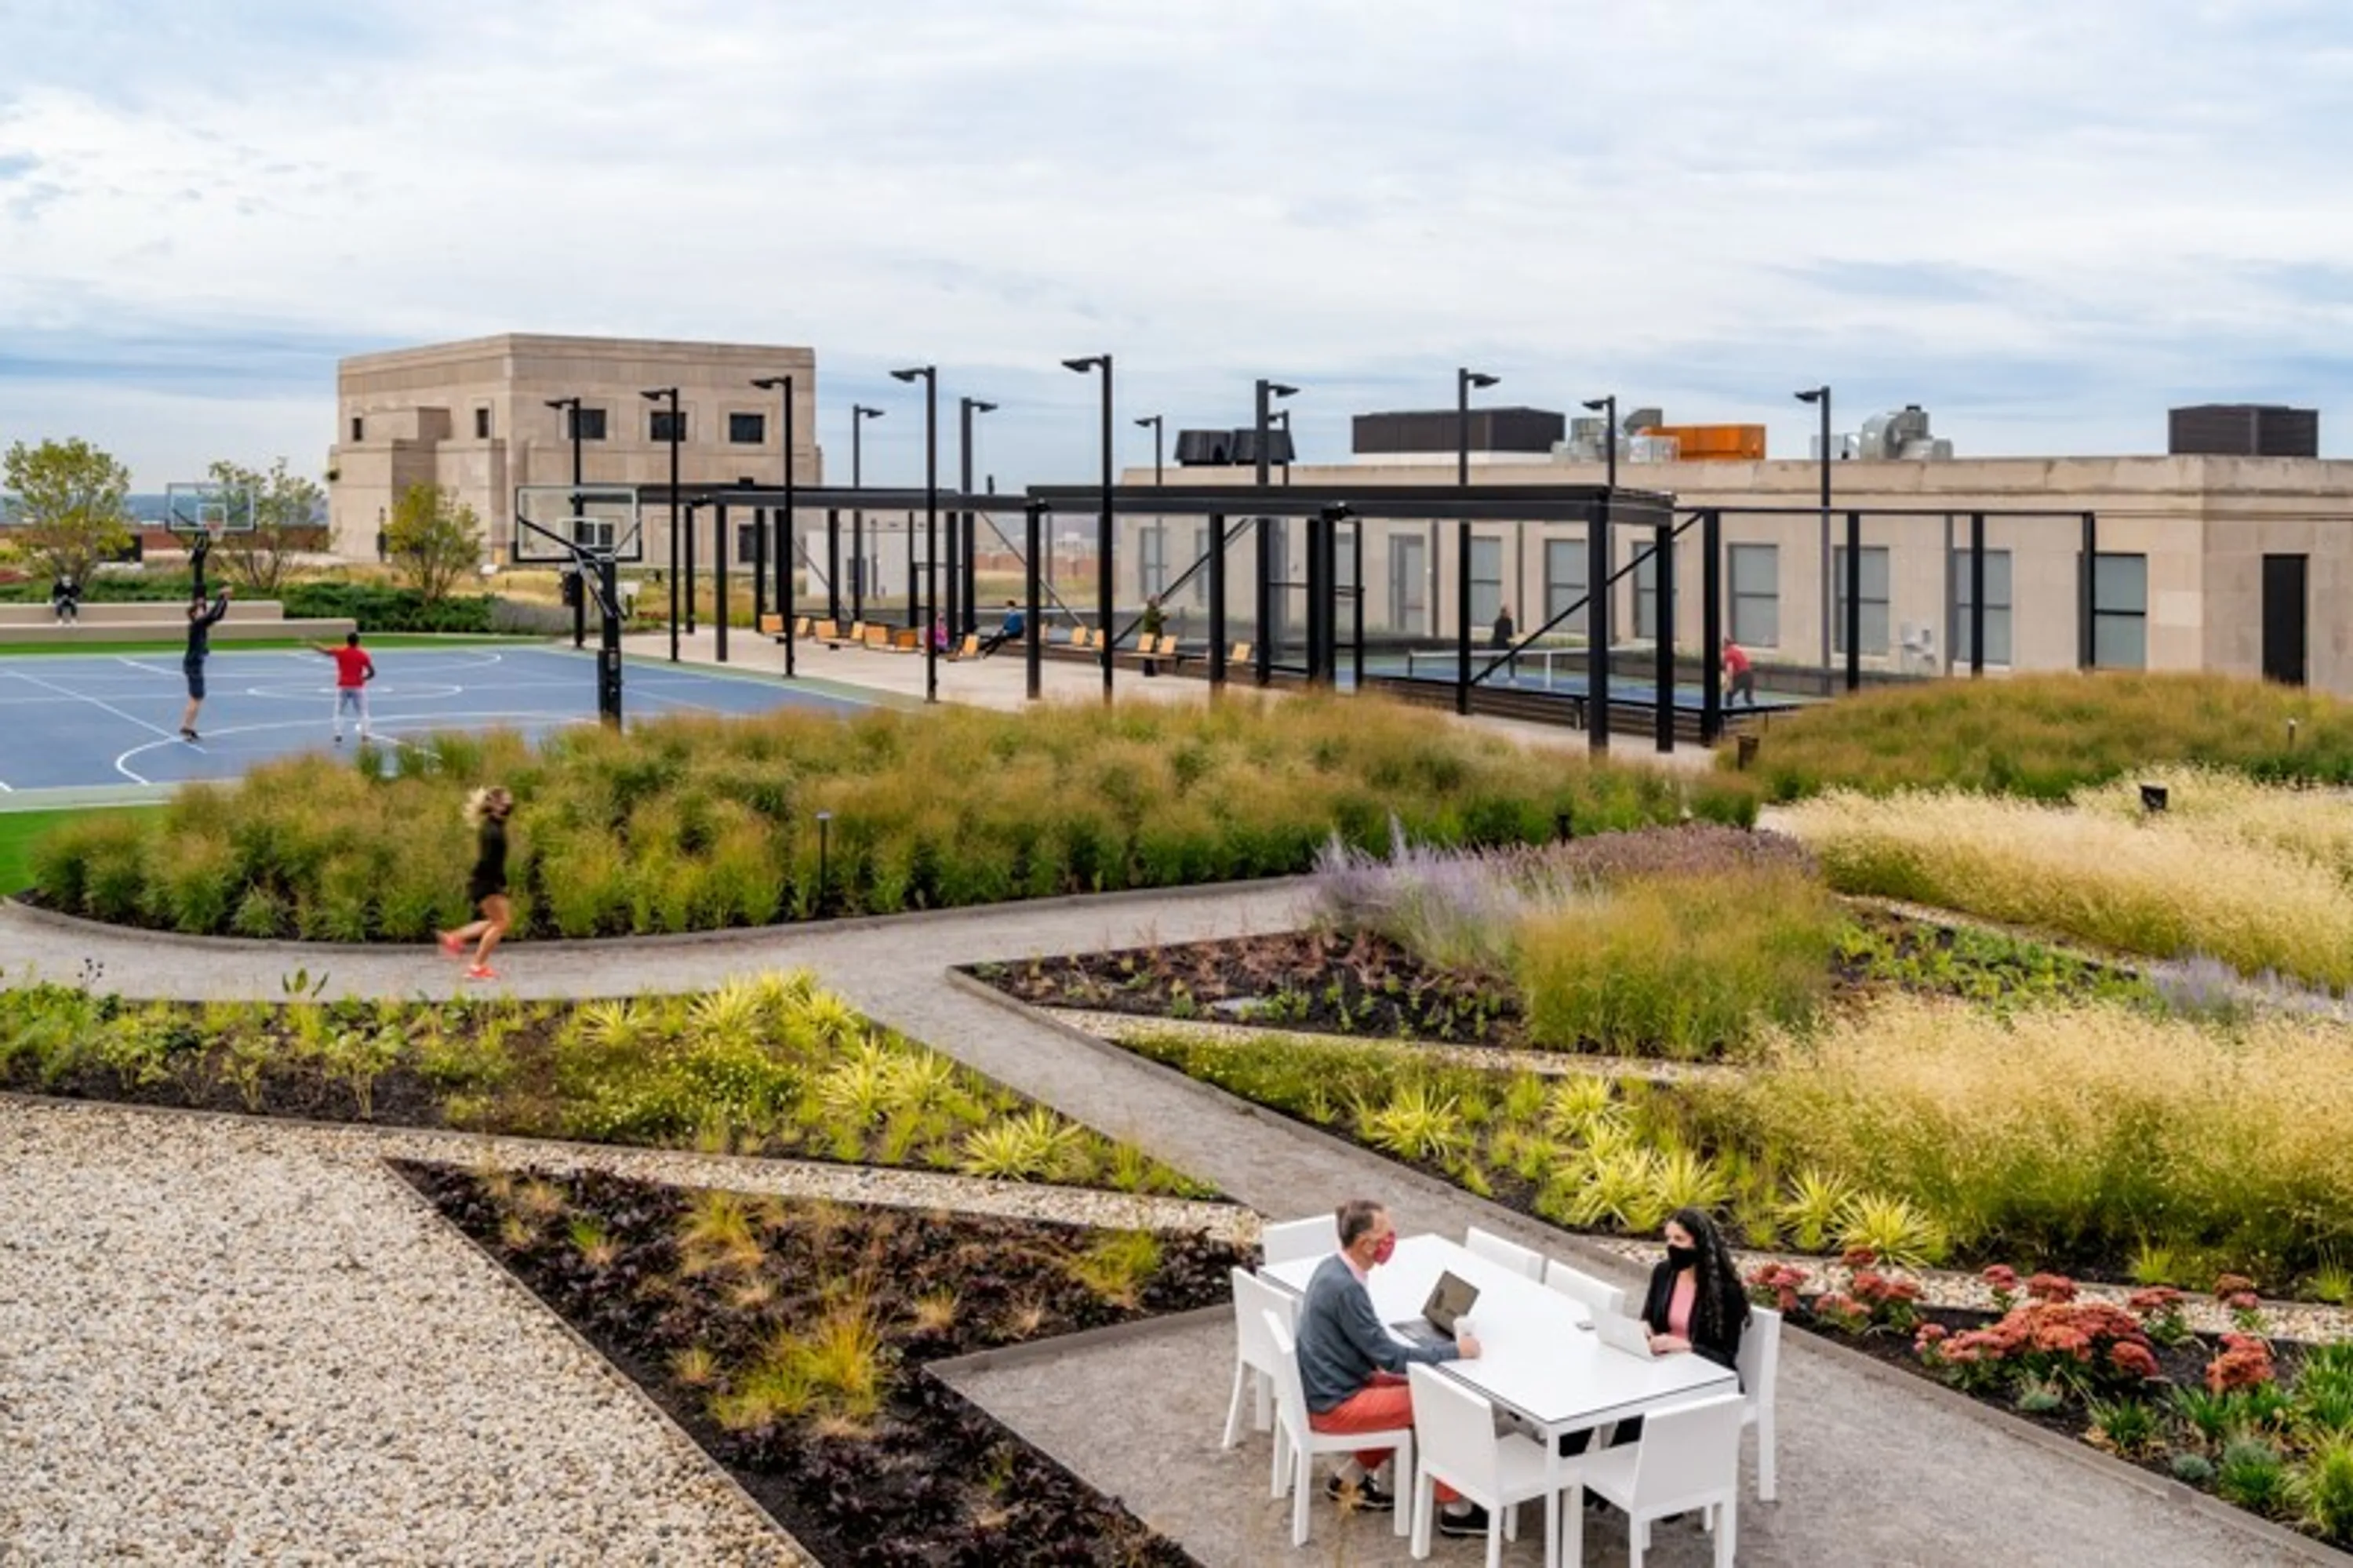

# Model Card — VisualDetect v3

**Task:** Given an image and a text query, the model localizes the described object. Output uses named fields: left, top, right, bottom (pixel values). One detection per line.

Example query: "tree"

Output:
left=207, top=458, right=327, bottom=595
left=1, top=438, right=133, bottom=584
left=385, top=482, right=483, bottom=604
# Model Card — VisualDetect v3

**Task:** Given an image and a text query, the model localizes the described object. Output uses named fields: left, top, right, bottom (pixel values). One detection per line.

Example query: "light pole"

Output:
left=1580, top=395, right=1619, bottom=491
left=850, top=403, right=884, bottom=621
left=751, top=375, right=796, bottom=675
left=639, top=387, right=681, bottom=661
left=544, top=395, right=586, bottom=649
left=1795, top=385, right=1833, bottom=683
left=958, top=395, right=998, bottom=636
left=1275, top=409, right=1293, bottom=483
left=1456, top=369, right=1500, bottom=715
left=891, top=366, right=940, bottom=703
left=1253, top=378, right=1297, bottom=686
left=1064, top=354, right=1115, bottom=701
left=1134, top=414, right=1163, bottom=486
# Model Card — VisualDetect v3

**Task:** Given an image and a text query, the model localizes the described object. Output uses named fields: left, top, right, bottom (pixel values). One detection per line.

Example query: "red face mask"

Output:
left=1370, top=1232, right=1398, bottom=1266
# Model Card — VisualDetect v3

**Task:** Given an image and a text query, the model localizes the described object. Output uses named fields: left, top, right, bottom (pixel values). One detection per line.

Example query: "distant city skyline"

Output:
left=6, top=2, right=2353, bottom=489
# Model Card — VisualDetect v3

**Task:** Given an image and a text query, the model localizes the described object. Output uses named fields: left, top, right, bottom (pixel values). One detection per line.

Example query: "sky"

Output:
left=5, top=0, right=2353, bottom=489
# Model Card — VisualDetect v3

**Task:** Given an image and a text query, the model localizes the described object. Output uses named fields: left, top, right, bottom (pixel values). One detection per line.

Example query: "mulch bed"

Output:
left=402, top=1162, right=1245, bottom=1566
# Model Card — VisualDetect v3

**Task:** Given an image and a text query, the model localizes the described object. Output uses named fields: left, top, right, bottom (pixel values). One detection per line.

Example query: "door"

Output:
left=2262, top=554, right=2307, bottom=686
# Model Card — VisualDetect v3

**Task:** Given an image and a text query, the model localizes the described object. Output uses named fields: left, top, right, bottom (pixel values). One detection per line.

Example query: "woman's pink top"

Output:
left=1667, top=1272, right=1697, bottom=1341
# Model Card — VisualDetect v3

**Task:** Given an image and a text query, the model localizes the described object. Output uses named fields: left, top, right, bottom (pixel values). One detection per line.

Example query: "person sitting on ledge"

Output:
left=50, top=574, right=81, bottom=624
left=1293, top=1199, right=1492, bottom=1537
left=978, top=598, right=1024, bottom=657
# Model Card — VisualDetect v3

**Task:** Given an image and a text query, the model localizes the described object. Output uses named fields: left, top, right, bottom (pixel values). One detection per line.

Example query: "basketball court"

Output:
left=0, top=645, right=868, bottom=793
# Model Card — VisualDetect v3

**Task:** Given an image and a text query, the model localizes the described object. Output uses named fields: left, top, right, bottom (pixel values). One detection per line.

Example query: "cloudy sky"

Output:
left=4, top=0, right=2352, bottom=488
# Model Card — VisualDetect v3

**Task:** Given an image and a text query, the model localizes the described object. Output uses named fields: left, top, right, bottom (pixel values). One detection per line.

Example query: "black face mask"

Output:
left=1665, top=1244, right=1700, bottom=1271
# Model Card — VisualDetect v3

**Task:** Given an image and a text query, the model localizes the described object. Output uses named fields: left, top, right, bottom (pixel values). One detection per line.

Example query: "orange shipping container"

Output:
left=1636, top=424, right=1767, bottom=461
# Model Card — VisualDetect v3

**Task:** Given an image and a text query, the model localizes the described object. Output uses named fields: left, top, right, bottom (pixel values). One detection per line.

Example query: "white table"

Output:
left=1264, top=1234, right=1737, bottom=1564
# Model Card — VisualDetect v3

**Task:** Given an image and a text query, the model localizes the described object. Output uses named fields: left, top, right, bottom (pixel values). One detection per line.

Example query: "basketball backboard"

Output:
left=513, top=484, right=644, bottom=565
left=165, top=480, right=258, bottom=538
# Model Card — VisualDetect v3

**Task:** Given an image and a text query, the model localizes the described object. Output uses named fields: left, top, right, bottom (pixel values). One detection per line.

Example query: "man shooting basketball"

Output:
left=313, top=630, right=376, bottom=742
left=179, top=583, right=232, bottom=742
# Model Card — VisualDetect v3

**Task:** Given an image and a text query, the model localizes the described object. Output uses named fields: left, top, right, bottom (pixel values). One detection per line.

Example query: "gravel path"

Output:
left=0, top=1097, right=807, bottom=1566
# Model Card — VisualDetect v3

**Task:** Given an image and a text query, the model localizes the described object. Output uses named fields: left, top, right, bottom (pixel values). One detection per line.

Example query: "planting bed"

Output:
left=1756, top=1271, right=2352, bottom=1550
left=0, top=970, right=1209, bottom=1196
left=405, top=1162, right=1242, bottom=1566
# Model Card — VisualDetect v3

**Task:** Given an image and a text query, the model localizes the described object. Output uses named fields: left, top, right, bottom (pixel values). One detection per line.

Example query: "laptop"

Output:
left=1390, top=1271, right=1480, bottom=1349
left=1594, top=1309, right=1660, bottom=1359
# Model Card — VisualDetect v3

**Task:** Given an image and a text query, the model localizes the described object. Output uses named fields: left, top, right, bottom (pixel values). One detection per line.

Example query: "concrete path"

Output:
left=4, top=884, right=2340, bottom=1566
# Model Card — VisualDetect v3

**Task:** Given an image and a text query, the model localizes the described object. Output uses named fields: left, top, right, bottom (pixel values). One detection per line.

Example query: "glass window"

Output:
left=1188, top=523, right=1209, bottom=604
left=1469, top=535, right=1504, bottom=629
left=570, top=516, right=614, bottom=551
left=2093, top=551, right=2148, bottom=668
left=1544, top=536, right=1588, bottom=635
left=1730, top=544, right=1779, bottom=647
left=649, top=409, right=687, bottom=443
left=729, top=412, right=766, bottom=445
left=1951, top=548, right=2013, bottom=665
left=1631, top=546, right=1659, bottom=640
left=473, top=407, right=490, bottom=439
left=349, top=416, right=363, bottom=442
left=569, top=407, right=608, bottom=442
left=1138, top=524, right=1167, bottom=598
left=1389, top=533, right=1427, bottom=631
left=1831, top=545, right=1890, bottom=655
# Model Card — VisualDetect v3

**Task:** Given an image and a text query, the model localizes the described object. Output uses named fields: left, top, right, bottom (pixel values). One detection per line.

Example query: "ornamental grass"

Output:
left=1717, top=995, right=2353, bottom=1281
left=1780, top=787, right=2353, bottom=988
left=1731, top=670, right=2353, bottom=802
left=27, top=693, right=1750, bottom=940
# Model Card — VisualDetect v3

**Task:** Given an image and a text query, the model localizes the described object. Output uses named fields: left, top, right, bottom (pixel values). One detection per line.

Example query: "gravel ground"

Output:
left=0, top=1097, right=809, bottom=1567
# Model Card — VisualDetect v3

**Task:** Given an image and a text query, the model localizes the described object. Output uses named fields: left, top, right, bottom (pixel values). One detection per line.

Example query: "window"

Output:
left=2093, top=551, right=2148, bottom=668
left=736, top=522, right=761, bottom=561
left=1138, top=524, right=1167, bottom=598
left=1544, top=537, right=1588, bottom=635
left=350, top=415, right=364, bottom=442
left=474, top=407, right=491, bottom=440
left=568, top=406, right=608, bottom=442
left=1729, top=544, right=1780, bottom=646
left=1951, top=548, right=2013, bottom=665
left=1831, top=545, right=1890, bottom=654
left=649, top=409, right=687, bottom=443
left=1631, top=546, right=1659, bottom=640
left=1468, top=535, right=1504, bottom=628
left=729, top=412, right=766, bottom=445
left=570, top=516, right=614, bottom=551
left=1389, top=534, right=1427, bottom=631
left=1188, top=523, right=1209, bottom=605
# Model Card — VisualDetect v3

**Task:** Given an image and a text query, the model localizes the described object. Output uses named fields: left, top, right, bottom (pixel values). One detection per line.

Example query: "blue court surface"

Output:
left=0, top=645, right=869, bottom=793
left=1358, top=653, right=1811, bottom=714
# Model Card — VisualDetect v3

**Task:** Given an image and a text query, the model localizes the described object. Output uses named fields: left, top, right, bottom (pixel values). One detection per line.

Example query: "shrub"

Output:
left=1782, top=787, right=2353, bottom=988
left=2290, top=1435, right=2353, bottom=1544
left=1932, top=1299, right=2159, bottom=1399
left=1729, top=671, right=2353, bottom=802
left=34, top=693, right=1734, bottom=939
left=1514, top=865, right=1842, bottom=1060
left=1718, top=995, right=2353, bottom=1279
left=2218, top=1435, right=2291, bottom=1515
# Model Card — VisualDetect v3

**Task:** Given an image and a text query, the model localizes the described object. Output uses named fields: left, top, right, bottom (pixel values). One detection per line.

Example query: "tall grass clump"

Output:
left=1733, top=671, right=2353, bottom=802
left=1783, top=788, right=2353, bottom=989
left=26, top=693, right=1750, bottom=940
left=1512, top=865, right=1842, bottom=1059
left=1714, top=995, right=2353, bottom=1279
left=2080, top=766, right=2353, bottom=883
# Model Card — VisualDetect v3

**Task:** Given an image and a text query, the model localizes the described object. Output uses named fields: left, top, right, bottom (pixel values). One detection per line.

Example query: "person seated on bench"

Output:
left=978, top=598, right=1024, bottom=657
left=930, top=612, right=951, bottom=653
left=50, top=574, right=81, bottom=623
left=1140, top=595, right=1166, bottom=676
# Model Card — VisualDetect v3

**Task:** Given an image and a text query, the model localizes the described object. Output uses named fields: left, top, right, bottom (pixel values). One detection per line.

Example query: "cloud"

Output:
left=3, top=0, right=2353, bottom=485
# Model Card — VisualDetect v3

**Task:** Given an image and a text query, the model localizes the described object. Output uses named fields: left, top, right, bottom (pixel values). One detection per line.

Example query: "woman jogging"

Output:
left=179, top=583, right=233, bottom=741
left=438, top=786, right=513, bottom=981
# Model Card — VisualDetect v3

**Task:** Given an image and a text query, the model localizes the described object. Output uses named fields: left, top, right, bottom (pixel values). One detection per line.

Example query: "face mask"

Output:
left=1370, top=1232, right=1398, bottom=1266
left=1665, top=1244, right=1699, bottom=1271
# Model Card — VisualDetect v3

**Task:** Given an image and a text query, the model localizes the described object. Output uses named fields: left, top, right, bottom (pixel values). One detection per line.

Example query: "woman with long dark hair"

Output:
left=1641, top=1206, right=1751, bottom=1372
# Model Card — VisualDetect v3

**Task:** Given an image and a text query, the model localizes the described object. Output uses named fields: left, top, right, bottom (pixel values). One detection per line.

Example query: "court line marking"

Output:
left=5, top=667, right=183, bottom=788
left=111, top=710, right=587, bottom=782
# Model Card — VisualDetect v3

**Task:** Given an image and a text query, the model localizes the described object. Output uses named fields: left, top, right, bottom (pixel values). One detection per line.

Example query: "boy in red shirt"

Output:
left=1722, top=636, right=1756, bottom=708
left=314, top=631, right=376, bottom=741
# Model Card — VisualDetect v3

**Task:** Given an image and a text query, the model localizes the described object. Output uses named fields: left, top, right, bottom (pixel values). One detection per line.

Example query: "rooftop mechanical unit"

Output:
left=2167, top=404, right=2318, bottom=458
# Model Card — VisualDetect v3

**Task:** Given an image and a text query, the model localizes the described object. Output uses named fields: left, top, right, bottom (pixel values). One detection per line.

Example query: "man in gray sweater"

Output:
left=1296, top=1199, right=1489, bottom=1533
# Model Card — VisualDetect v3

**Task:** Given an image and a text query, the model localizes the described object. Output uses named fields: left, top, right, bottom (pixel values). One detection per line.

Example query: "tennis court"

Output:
left=0, top=645, right=869, bottom=792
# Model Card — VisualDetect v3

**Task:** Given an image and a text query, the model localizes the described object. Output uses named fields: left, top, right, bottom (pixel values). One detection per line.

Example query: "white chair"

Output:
left=1565, top=1391, right=1744, bottom=1568
left=1543, top=1257, right=1629, bottom=1319
left=1221, top=1267, right=1300, bottom=1498
left=1464, top=1224, right=1544, bottom=1280
left=1264, top=1312, right=1415, bottom=1544
left=1737, top=1304, right=1783, bottom=1501
left=1406, top=1363, right=1569, bottom=1568
left=1262, top=1213, right=1340, bottom=1266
